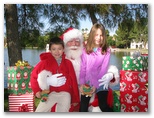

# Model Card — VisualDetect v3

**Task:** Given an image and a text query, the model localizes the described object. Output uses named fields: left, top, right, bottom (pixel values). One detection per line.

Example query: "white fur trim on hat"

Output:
left=37, top=70, right=52, bottom=90
left=63, top=28, right=83, bottom=44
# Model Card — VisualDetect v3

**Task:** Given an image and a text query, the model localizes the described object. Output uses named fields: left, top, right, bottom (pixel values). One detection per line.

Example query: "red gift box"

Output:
left=120, top=70, right=148, bottom=112
left=9, top=93, right=35, bottom=112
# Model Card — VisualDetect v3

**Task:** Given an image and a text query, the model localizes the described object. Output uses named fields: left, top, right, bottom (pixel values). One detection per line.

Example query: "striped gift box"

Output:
left=9, top=93, right=35, bottom=112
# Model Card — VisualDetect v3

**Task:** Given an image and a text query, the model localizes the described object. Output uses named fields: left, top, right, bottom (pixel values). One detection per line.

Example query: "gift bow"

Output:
left=15, top=60, right=30, bottom=66
left=131, top=51, right=141, bottom=58
left=18, top=104, right=29, bottom=112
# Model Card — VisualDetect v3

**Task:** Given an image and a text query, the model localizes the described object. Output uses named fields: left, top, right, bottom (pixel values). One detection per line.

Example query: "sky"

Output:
left=42, top=16, right=116, bottom=36
left=79, top=18, right=116, bottom=36
left=1, top=0, right=154, bottom=118
left=3, top=16, right=116, bottom=36
left=79, top=18, right=93, bottom=33
left=44, top=17, right=117, bottom=36
left=2, top=4, right=118, bottom=36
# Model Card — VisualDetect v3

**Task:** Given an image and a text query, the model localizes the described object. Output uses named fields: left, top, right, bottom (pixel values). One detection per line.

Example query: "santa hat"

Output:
left=60, top=27, right=83, bottom=44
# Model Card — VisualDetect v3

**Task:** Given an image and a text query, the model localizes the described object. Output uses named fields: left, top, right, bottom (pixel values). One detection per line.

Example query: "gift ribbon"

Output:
left=15, top=60, right=30, bottom=66
left=18, top=104, right=29, bottom=112
left=145, top=83, right=148, bottom=90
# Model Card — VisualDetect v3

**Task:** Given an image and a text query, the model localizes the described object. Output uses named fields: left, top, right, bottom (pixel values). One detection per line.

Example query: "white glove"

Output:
left=98, top=73, right=113, bottom=90
left=47, top=73, right=66, bottom=87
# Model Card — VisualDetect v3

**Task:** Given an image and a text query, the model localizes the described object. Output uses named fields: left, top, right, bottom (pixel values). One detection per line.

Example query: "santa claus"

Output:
left=59, top=27, right=120, bottom=112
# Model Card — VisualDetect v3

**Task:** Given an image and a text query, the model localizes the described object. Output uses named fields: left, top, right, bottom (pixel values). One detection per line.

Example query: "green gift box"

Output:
left=122, top=56, right=148, bottom=71
left=141, top=54, right=148, bottom=70
left=7, top=66, right=34, bottom=95
left=113, top=90, right=121, bottom=112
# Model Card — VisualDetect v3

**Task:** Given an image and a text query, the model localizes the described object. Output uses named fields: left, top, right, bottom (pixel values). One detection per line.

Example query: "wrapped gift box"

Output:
left=120, top=70, right=148, bottom=112
left=9, top=93, right=35, bottom=112
left=141, top=54, right=148, bottom=70
left=122, top=56, right=148, bottom=71
left=113, top=90, right=121, bottom=112
left=7, top=66, right=33, bottom=95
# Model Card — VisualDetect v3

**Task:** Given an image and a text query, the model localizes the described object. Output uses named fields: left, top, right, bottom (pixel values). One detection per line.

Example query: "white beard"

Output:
left=65, top=45, right=82, bottom=60
left=65, top=45, right=114, bottom=112
left=64, top=45, right=83, bottom=84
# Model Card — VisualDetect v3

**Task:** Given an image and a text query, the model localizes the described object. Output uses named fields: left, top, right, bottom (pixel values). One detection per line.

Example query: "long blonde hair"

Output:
left=85, top=23, right=107, bottom=54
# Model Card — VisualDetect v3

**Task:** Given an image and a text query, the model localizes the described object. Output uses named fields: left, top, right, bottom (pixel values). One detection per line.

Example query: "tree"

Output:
left=44, top=4, right=80, bottom=33
left=74, top=4, right=124, bottom=27
left=107, top=36, right=116, bottom=47
left=114, top=4, right=148, bottom=48
left=4, top=4, right=148, bottom=66
left=81, top=28, right=85, bottom=33
left=129, top=18, right=148, bottom=49
left=85, top=28, right=88, bottom=33
left=17, top=4, right=44, bottom=48
left=4, top=4, right=22, bottom=66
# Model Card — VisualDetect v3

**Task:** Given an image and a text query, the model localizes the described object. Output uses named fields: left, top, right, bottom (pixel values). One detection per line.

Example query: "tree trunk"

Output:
left=5, top=4, right=22, bottom=66
left=85, top=5, right=98, bottom=25
left=88, top=11, right=97, bottom=25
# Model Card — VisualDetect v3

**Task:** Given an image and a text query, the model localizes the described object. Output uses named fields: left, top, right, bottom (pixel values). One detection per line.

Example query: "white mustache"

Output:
left=69, top=46, right=78, bottom=50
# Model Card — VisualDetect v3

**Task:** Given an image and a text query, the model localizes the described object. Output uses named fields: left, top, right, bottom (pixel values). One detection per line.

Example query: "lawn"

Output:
left=4, top=88, right=120, bottom=112
left=116, top=48, right=148, bottom=54
left=4, top=88, right=9, bottom=112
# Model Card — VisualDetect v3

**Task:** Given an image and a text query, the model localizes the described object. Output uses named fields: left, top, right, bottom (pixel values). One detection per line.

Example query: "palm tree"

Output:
left=85, top=28, right=88, bottom=33
left=82, top=28, right=85, bottom=33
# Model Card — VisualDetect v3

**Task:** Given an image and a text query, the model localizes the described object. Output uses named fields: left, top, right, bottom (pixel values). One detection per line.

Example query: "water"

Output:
left=109, top=51, right=131, bottom=90
left=4, top=48, right=131, bottom=90
left=4, top=48, right=45, bottom=89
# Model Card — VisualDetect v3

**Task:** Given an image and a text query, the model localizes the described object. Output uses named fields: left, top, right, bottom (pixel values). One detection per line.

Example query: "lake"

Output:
left=4, top=48, right=131, bottom=90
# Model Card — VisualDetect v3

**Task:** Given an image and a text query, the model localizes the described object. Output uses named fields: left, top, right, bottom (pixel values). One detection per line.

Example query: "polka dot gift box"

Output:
left=122, top=56, right=148, bottom=71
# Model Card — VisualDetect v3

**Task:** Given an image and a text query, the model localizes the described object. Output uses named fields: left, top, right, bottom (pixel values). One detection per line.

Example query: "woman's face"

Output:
left=93, top=29, right=103, bottom=47
left=50, top=44, right=64, bottom=60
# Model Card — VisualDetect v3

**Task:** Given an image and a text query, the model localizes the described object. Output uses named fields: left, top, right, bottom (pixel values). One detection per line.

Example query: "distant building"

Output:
left=130, top=40, right=148, bottom=49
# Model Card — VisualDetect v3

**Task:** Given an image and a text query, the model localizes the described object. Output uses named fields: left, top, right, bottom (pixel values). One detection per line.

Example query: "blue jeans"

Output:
left=96, top=85, right=108, bottom=93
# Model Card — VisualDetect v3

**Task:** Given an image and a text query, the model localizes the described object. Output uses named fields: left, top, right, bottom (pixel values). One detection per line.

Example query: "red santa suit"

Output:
left=60, top=28, right=120, bottom=112
left=30, top=52, right=80, bottom=112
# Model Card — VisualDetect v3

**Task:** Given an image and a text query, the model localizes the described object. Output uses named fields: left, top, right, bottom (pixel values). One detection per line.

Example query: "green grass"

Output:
left=4, top=89, right=121, bottom=112
left=117, top=48, right=148, bottom=54
left=4, top=88, right=9, bottom=112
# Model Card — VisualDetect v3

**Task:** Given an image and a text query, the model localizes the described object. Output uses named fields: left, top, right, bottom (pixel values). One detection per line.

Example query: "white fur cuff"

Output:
left=107, top=65, right=120, bottom=87
left=37, top=70, right=52, bottom=90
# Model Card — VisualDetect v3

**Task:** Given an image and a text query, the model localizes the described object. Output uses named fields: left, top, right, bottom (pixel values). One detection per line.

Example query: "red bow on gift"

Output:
left=18, top=104, right=29, bottom=112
